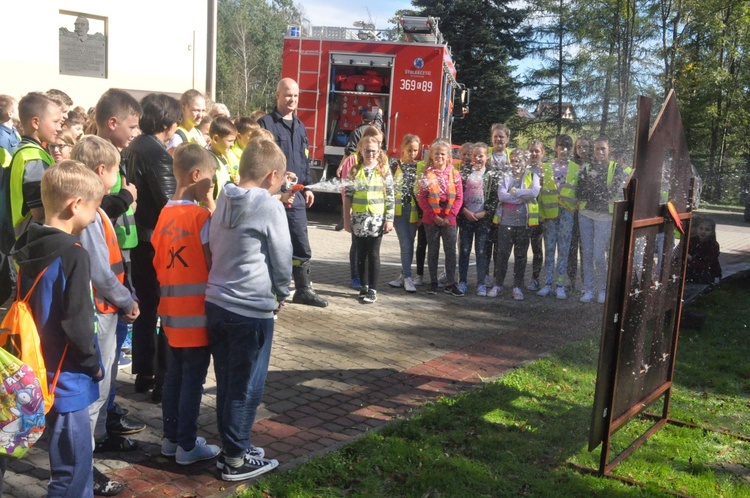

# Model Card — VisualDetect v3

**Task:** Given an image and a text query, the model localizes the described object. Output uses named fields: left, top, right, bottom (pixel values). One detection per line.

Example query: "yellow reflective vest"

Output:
left=0, top=148, right=9, bottom=168
left=579, top=161, right=631, bottom=214
left=174, top=126, right=206, bottom=147
left=539, top=160, right=579, bottom=220
left=351, top=166, right=386, bottom=215
left=393, top=161, right=419, bottom=223
left=211, top=152, right=231, bottom=200
left=494, top=171, right=539, bottom=226
left=9, top=141, right=54, bottom=238
left=111, top=172, right=138, bottom=249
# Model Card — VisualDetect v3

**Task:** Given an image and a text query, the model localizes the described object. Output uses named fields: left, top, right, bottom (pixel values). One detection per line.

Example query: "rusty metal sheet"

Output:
left=588, top=90, right=695, bottom=472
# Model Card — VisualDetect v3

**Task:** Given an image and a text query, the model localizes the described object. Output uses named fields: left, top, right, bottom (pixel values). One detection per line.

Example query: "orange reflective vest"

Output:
left=152, top=203, right=210, bottom=347
left=94, top=208, right=125, bottom=314
left=425, top=166, right=457, bottom=217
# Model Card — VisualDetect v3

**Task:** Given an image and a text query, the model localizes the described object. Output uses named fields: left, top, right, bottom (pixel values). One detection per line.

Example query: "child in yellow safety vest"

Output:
left=151, top=143, right=220, bottom=464
left=343, top=136, right=395, bottom=304
left=577, top=137, right=628, bottom=304
left=537, top=134, right=579, bottom=300
left=490, top=149, right=540, bottom=300
left=388, top=134, right=422, bottom=293
left=338, top=126, right=384, bottom=290
left=226, top=117, right=260, bottom=181
left=486, top=123, right=513, bottom=285
left=166, top=89, right=207, bottom=155
left=208, top=117, right=237, bottom=199
left=526, top=140, right=546, bottom=291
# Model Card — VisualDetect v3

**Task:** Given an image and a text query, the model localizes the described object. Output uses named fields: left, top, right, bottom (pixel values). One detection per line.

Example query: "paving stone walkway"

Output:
left=2, top=207, right=748, bottom=498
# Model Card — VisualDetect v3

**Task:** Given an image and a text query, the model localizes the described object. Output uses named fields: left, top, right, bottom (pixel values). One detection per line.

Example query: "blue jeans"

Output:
left=393, top=208, right=417, bottom=278
left=246, top=326, right=274, bottom=448
left=206, top=302, right=272, bottom=458
left=578, top=212, right=612, bottom=294
left=106, top=320, right=129, bottom=412
left=47, top=408, right=93, bottom=498
left=458, top=221, right=490, bottom=285
left=162, top=344, right=211, bottom=450
left=542, top=209, right=575, bottom=286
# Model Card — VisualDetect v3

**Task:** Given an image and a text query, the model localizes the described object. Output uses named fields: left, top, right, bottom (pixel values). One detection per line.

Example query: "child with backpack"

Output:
left=12, top=160, right=104, bottom=496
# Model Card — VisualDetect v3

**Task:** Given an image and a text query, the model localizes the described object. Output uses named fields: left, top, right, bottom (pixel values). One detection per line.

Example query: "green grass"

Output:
left=237, top=278, right=750, bottom=497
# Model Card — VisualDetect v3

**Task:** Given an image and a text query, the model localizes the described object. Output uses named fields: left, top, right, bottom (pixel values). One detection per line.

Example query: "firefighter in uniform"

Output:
left=259, top=78, right=328, bottom=308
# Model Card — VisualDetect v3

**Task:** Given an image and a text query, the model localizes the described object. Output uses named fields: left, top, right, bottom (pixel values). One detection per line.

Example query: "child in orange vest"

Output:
left=72, top=136, right=140, bottom=493
left=417, top=139, right=464, bottom=296
left=151, top=143, right=220, bottom=464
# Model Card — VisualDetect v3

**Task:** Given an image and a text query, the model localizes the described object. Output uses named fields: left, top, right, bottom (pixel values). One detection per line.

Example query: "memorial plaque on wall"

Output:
left=59, top=12, right=107, bottom=78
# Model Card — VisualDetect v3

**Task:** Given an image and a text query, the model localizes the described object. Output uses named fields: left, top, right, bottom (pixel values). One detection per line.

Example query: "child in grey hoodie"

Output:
left=205, top=137, right=292, bottom=482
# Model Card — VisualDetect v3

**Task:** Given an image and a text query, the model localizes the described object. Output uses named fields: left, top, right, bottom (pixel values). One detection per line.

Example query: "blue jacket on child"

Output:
left=12, top=224, right=102, bottom=413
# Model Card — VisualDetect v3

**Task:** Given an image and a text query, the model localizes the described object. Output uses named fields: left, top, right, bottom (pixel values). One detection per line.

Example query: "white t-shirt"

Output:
left=463, top=170, right=485, bottom=213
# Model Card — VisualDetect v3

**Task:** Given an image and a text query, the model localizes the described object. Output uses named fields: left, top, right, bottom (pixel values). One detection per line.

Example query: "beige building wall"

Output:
left=1, top=1, right=213, bottom=109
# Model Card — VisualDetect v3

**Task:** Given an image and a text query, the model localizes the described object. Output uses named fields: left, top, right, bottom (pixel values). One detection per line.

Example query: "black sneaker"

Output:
left=93, top=467, right=124, bottom=496
left=106, top=414, right=145, bottom=435
left=221, top=454, right=279, bottom=481
left=216, top=446, right=265, bottom=470
left=362, top=288, right=377, bottom=304
left=94, top=434, right=138, bottom=453
left=426, top=282, right=438, bottom=295
left=444, top=283, right=465, bottom=297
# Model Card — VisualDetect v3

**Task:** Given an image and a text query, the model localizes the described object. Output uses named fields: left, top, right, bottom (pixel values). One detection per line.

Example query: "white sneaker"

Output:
left=537, top=285, right=553, bottom=297
left=556, top=286, right=568, bottom=300
left=477, top=285, right=487, bottom=296
left=512, top=287, right=524, bottom=300
left=389, top=274, right=404, bottom=288
left=580, top=291, right=594, bottom=303
left=162, top=436, right=206, bottom=457
left=597, top=291, right=606, bottom=304
left=487, top=285, right=503, bottom=297
left=412, top=275, right=424, bottom=286
left=403, top=277, right=417, bottom=293
left=175, top=439, right=221, bottom=465
left=438, top=271, right=447, bottom=288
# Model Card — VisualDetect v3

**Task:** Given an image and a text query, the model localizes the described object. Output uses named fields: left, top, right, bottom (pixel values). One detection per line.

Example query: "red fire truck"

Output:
left=282, top=16, right=469, bottom=182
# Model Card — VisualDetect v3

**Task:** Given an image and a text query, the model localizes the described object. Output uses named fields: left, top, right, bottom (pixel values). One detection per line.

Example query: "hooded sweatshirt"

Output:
left=11, top=224, right=101, bottom=413
left=205, top=183, right=292, bottom=319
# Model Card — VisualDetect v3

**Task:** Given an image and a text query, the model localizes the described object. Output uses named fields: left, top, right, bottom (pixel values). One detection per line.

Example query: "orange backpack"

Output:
left=0, top=268, right=67, bottom=415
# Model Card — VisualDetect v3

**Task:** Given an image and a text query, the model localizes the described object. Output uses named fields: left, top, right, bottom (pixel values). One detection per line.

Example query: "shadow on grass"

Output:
left=243, top=338, right=670, bottom=497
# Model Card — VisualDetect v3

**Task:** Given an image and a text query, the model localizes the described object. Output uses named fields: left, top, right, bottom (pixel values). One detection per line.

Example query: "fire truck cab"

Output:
left=282, top=16, right=468, bottom=183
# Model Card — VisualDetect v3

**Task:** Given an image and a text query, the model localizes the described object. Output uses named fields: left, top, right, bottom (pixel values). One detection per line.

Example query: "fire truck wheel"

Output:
left=355, top=83, right=366, bottom=92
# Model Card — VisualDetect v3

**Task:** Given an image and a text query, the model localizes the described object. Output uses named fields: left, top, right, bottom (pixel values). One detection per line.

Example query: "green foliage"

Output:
left=518, top=0, right=750, bottom=202
left=216, top=0, right=299, bottom=116
left=407, top=0, right=530, bottom=143
left=672, top=0, right=750, bottom=203
left=235, top=278, right=750, bottom=497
